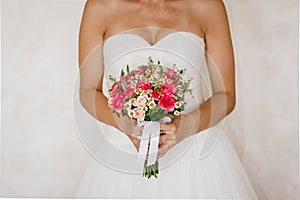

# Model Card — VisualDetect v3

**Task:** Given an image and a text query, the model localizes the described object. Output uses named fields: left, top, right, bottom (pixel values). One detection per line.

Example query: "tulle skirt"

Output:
left=75, top=125, right=258, bottom=199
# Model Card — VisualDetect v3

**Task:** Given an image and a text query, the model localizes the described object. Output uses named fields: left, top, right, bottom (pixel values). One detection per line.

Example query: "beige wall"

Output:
left=224, top=0, right=299, bottom=199
left=0, top=0, right=299, bottom=199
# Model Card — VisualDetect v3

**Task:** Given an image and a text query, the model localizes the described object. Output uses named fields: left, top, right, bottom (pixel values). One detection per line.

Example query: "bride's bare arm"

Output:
left=78, top=0, right=141, bottom=147
left=194, top=0, right=236, bottom=131
left=158, top=0, right=236, bottom=156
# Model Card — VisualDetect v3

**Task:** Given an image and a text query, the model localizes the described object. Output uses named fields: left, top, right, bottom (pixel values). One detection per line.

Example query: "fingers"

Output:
left=157, top=141, right=172, bottom=159
left=131, top=125, right=144, bottom=137
left=160, top=123, right=177, bottom=133
left=158, top=134, right=168, bottom=147
left=127, top=135, right=140, bottom=152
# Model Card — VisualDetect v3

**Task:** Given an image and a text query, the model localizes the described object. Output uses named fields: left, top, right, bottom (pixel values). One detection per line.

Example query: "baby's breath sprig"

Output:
left=109, top=75, right=116, bottom=82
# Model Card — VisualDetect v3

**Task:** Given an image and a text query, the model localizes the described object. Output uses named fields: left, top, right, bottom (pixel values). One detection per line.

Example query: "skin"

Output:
left=78, top=0, right=236, bottom=159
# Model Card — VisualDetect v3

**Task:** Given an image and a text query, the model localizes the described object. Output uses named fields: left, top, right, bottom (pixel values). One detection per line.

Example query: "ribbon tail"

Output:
left=146, top=121, right=160, bottom=166
left=134, top=123, right=151, bottom=172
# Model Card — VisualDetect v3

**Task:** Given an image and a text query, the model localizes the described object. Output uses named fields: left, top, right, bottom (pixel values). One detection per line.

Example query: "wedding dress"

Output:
left=74, top=31, right=259, bottom=199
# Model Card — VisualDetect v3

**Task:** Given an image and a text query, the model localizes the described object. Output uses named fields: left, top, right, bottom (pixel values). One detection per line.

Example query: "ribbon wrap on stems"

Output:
left=134, top=116, right=171, bottom=172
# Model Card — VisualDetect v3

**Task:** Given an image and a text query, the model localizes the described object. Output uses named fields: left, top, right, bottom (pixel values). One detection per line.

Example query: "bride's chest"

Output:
left=102, top=32, right=206, bottom=69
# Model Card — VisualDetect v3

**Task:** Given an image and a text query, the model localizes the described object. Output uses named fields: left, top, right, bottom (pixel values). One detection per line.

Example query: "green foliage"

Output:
left=148, top=106, right=167, bottom=121
left=143, top=160, right=159, bottom=179
left=126, top=65, right=130, bottom=75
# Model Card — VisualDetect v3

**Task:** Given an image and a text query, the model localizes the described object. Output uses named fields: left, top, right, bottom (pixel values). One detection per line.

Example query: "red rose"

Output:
left=137, top=81, right=152, bottom=90
left=151, top=90, right=159, bottom=100
left=158, top=95, right=176, bottom=112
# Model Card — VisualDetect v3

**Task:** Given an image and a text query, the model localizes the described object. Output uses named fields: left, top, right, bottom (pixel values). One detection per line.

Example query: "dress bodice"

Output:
left=102, top=31, right=213, bottom=113
left=74, top=31, right=245, bottom=174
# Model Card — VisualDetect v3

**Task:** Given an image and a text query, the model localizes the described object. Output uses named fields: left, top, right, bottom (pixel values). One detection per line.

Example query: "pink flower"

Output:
left=161, top=83, right=176, bottom=96
left=167, top=68, right=177, bottom=77
left=158, top=95, right=176, bottom=112
left=151, top=90, right=159, bottom=100
left=110, top=95, right=125, bottom=113
left=111, top=80, right=122, bottom=91
left=124, top=75, right=131, bottom=83
left=124, top=87, right=134, bottom=98
left=111, top=82, right=117, bottom=91
left=132, top=70, right=145, bottom=76
left=136, top=95, right=147, bottom=107
left=137, top=81, right=152, bottom=90
left=111, top=87, right=123, bottom=99
left=134, top=108, right=145, bottom=122
left=164, top=68, right=177, bottom=80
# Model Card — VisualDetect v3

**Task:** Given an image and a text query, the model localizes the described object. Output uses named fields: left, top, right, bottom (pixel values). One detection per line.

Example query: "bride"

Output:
left=75, top=0, right=259, bottom=199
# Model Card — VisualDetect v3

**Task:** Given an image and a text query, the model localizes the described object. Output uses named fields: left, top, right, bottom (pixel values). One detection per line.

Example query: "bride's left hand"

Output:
left=157, top=116, right=188, bottom=159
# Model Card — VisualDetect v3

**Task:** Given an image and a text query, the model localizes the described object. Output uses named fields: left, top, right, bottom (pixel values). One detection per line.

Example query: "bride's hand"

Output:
left=114, top=115, right=143, bottom=151
left=157, top=115, right=195, bottom=159
left=128, top=124, right=144, bottom=152
left=157, top=116, right=181, bottom=159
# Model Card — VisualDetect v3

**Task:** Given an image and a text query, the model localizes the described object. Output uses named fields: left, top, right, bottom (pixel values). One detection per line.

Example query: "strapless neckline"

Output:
left=103, top=31, right=205, bottom=48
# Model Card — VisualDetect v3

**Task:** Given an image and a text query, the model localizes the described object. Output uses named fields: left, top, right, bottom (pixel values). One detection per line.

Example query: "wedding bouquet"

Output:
left=108, top=57, right=193, bottom=178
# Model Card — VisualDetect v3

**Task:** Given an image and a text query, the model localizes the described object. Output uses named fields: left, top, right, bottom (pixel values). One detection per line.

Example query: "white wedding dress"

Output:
left=74, top=31, right=259, bottom=199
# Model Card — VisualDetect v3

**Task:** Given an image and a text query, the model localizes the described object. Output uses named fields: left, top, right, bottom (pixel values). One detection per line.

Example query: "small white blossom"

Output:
left=135, top=75, right=141, bottom=80
left=174, top=110, right=180, bottom=116
left=142, top=106, right=148, bottom=112
left=175, top=101, right=182, bottom=109
left=124, top=102, right=132, bottom=110
left=129, top=98, right=137, bottom=106
left=166, top=79, right=173, bottom=84
left=177, top=91, right=184, bottom=97
left=135, top=88, right=142, bottom=94
left=148, top=100, right=156, bottom=109
left=128, top=109, right=136, bottom=118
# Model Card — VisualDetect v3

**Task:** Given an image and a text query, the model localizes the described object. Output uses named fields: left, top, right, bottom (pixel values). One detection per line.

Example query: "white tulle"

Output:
left=74, top=31, right=259, bottom=199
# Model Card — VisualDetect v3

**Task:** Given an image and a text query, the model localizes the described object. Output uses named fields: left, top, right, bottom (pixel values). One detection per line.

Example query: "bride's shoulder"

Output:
left=191, top=0, right=229, bottom=25
left=84, top=0, right=117, bottom=9
left=191, top=0, right=227, bottom=16
left=83, top=0, right=119, bottom=15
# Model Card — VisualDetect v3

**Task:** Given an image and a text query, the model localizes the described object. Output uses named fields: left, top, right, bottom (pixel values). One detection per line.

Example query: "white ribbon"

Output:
left=134, top=116, right=171, bottom=172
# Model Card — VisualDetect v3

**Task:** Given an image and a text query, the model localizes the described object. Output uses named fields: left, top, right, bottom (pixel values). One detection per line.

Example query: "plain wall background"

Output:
left=1, top=0, right=299, bottom=199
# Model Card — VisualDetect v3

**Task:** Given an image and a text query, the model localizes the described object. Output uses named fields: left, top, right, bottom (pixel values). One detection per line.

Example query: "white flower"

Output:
left=136, top=95, right=147, bottom=107
left=174, top=110, right=180, bottom=116
left=124, top=102, right=131, bottom=110
left=148, top=100, right=156, bottom=109
left=175, top=101, right=182, bottom=109
left=128, top=109, right=136, bottom=118
left=129, top=98, right=137, bottom=106
left=166, top=79, right=173, bottom=84
left=145, top=89, right=152, bottom=95
left=177, top=91, right=184, bottom=97
left=135, top=88, right=142, bottom=94
left=142, top=106, right=148, bottom=112
left=135, top=75, right=141, bottom=80
left=159, top=79, right=165, bottom=84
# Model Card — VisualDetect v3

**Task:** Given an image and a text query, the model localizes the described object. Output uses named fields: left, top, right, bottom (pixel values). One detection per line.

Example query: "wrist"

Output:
left=176, top=113, right=198, bottom=142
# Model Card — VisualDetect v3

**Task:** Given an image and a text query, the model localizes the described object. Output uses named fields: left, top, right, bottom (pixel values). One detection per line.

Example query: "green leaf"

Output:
left=148, top=106, right=167, bottom=121
left=126, top=65, right=130, bottom=75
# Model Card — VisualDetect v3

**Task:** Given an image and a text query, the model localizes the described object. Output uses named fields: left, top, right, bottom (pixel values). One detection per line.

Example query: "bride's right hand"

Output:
left=114, top=115, right=143, bottom=151
left=127, top=125, right=145, bottom=152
